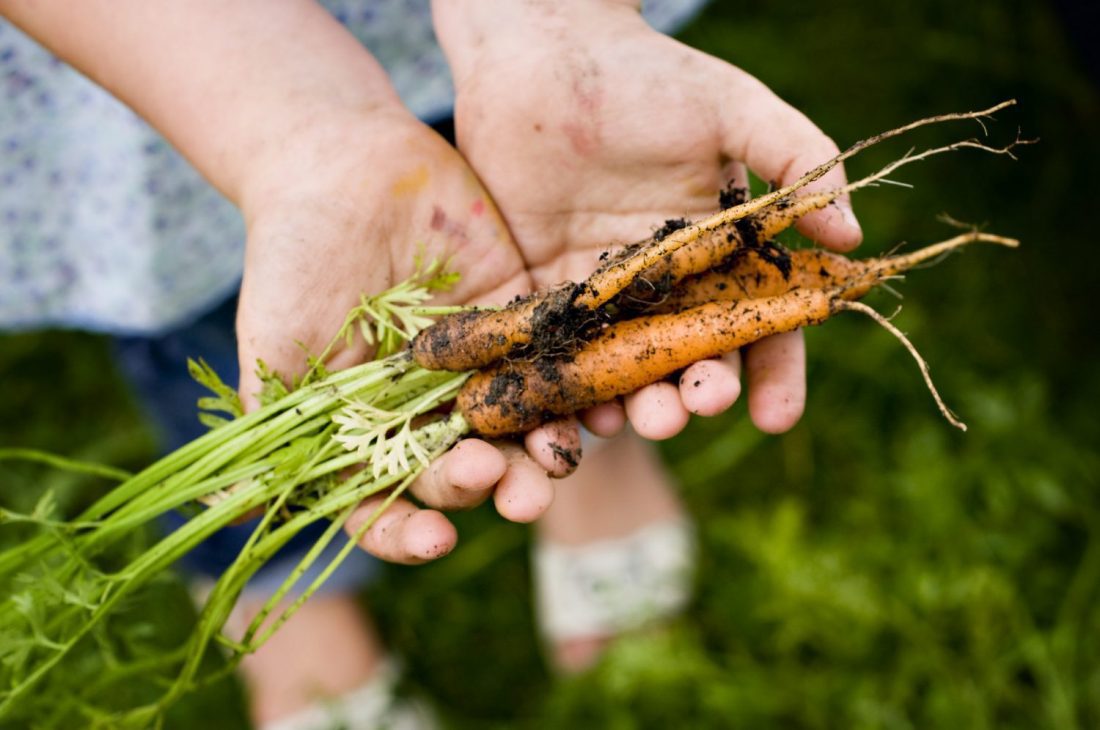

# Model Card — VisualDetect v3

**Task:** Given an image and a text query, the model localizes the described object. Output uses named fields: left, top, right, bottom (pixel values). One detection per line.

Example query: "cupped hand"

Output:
left=235, top=107, right=576, bottom=564
left=437, top=1, right=863, bottom=438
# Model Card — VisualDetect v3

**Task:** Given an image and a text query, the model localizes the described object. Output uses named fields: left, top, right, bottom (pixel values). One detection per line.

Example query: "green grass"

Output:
left=3, top=0, right=1099, bottom=727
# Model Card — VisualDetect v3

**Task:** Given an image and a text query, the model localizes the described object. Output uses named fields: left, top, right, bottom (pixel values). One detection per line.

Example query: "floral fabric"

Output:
left=0, top=0, right=706, bottom=333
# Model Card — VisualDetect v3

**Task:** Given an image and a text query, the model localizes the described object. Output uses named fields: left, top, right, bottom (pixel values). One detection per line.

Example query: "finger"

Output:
left=719, top=73, right=862, bottom=252
left=408, top=438, right=507, bottom=511
left=524, top=417, right=583, bottom=477
left=346, top=495, right=457, bottom=565
left=579, top=401, right=627, bottom=438
left=492, top=443, right=555, bottom=523
left=234, top=211, right=394, bottom=411
left=743, top=329, right=806, bottom=434
left=679, top=351, right=742, bottom=417
left=623, top=382, right=690, bottom=441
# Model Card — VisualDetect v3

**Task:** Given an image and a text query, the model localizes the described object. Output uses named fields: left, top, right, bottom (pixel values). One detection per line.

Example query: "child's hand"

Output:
left=0, top=0, right=579, bottom=565
left=237, top=107, right=579, bottom=564
left=436, top=0, right=863, bottom=438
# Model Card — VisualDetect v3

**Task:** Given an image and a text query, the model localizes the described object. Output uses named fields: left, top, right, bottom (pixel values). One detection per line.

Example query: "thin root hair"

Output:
left=836, top=300, right=967, bottom=431
left=842, top=133, right=1033, bottom=196
left=878, top=282, right=905, bottom=300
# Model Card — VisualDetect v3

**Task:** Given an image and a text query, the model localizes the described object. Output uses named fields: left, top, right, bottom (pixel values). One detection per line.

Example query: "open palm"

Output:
left=442, top=7, right=862, bottom=436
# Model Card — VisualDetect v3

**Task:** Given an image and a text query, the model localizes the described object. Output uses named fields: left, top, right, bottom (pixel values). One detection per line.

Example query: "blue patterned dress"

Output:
left=0, top=0, right=707, bottom=334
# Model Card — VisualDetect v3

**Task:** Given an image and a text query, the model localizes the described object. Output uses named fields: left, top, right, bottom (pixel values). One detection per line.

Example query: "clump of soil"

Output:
left=719, top=181, right=749, bottom=210
left=653, top=218, right=689, bottom=241
left=508, top=285, right=609, bottom=362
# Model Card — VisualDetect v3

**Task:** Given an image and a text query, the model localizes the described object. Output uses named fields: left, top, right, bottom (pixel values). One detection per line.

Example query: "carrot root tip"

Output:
left=837, top=300, right=967, bottom=431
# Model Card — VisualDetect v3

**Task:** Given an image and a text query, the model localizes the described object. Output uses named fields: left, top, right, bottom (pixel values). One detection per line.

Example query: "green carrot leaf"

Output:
left=255, top=360, right=291, bottom=407
left=188, top=358, right=243, bottom=421
left=197, top=413, right=231, bottom=430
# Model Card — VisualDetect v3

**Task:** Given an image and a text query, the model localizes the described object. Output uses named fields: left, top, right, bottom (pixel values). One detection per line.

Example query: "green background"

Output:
left=2, top=0, right=1098, bottom=727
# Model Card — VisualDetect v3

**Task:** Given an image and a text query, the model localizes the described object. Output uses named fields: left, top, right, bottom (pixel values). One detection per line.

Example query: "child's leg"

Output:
left=234, top=594, right=386, bottom=726
left=534, top=429, right=694, bottom=672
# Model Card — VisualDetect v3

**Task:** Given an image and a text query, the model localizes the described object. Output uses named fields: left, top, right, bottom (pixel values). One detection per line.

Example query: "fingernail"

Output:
left=838, top=201, right=862, bottom=236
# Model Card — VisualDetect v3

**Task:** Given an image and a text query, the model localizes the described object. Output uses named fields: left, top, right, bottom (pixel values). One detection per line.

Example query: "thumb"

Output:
left=718, top=71, right=862, bottom=252
left=235, top=282, right=379, bottom=413
left=234, top=220, right=390, bottom=413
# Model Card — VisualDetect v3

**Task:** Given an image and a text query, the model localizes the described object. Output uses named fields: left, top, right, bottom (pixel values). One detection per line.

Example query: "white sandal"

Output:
left=533, top=516, right=696, bottom=643
left=261, top=658, right=438, bottom=730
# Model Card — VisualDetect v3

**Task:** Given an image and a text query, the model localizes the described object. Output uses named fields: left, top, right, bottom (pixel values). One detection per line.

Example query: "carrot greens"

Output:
left=0, top=265, right=472, bottom=726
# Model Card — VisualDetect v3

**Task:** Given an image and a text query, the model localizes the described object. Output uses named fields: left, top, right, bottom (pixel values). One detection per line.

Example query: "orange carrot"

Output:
left=410, top=283, right=597, bottom=371
left=413, top=191, right=841, bottom=372
left=414, top=102, right=1026, bottom=373
left=650, top=231, right=1014, bottom=312
left=457, top=232, right=1017, bottom=436
left=459, top=288, right=836, bottom=437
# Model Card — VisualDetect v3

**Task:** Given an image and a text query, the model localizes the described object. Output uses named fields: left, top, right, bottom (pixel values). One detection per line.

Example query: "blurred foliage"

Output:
left=1, top=0, right=1098, bottom=727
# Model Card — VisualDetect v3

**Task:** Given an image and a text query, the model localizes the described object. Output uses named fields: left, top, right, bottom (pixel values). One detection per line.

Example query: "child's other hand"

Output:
left=236, top=108, right=576, bottom=564
left=437, top=0, right=862, bottom=438
left=0, top=0, right=585, bottom=564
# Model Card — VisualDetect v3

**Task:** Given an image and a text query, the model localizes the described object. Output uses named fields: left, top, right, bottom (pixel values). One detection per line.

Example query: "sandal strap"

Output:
left=534, top=517, right=696, bottom=642
left=262, top=658, right=438, bottom=730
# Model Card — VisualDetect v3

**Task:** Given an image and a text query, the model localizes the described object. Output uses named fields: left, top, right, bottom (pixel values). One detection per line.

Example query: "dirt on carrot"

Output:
left=413, top=102, right=1028, bottom=375
left=457, top=231, right=1018, bottom=436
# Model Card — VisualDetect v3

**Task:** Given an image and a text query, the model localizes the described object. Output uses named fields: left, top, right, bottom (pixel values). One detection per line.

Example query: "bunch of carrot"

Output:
left=0, top=102, right=1025, bottom=726
left=414, top=101, right=1025, bottom=435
